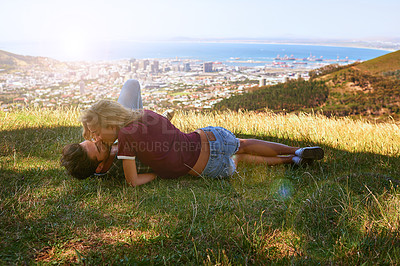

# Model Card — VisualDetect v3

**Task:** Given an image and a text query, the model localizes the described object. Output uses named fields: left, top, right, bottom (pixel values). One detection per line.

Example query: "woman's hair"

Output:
left=60, top=143, right=98, bottom=179
left=81, top=100, right=143, bottom=140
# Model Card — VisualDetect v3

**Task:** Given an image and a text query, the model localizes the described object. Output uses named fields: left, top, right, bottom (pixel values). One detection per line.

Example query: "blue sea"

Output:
left=0, top=41, right=390, bottom=66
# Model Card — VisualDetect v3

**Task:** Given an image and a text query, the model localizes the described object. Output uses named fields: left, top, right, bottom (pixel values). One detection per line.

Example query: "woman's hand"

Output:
left=122, top=159, right=156, bottom=186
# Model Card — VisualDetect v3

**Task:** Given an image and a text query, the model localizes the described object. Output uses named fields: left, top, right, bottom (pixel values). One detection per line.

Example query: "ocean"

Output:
left=0, top=41, right=390, bottom=66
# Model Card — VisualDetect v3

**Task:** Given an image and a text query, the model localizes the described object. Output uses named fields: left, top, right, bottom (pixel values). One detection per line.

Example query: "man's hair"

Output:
left=61, top=143, right=98, bottom=179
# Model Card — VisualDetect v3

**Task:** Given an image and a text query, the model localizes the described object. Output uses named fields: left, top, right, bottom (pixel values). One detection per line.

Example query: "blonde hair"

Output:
left=81, top=100, right=143, bottom=140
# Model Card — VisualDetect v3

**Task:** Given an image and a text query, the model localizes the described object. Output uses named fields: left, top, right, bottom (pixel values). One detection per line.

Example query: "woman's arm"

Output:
left=122, top=159, right=157, bottom=186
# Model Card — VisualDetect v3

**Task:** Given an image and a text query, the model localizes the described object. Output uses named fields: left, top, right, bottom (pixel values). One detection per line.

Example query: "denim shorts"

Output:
left=200, top=126, right=240, bottom=178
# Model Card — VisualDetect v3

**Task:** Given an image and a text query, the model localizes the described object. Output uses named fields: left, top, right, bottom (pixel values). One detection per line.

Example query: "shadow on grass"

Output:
left=235, top=132, right=400, bottom=192
left=1, top=127, right=400, bottom=264
left=0, top=126, right=83, bottom=159
left=234, top=133, right=400, bottom=263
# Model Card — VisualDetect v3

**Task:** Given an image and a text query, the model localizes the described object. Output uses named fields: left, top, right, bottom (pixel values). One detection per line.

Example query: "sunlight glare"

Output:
left=59, top=28, right=90, bottom=60
left=271, top=179, right=293, bottom=201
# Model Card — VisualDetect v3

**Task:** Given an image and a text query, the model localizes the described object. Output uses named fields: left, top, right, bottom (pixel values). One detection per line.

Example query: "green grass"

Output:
left=1, top=108, right=400, bottom=264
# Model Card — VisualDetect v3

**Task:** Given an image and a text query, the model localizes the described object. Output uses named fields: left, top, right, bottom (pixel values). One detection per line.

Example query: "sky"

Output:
left=0, top=0, right=399, bottom=59
left=1, top=0, right=399, bottom=41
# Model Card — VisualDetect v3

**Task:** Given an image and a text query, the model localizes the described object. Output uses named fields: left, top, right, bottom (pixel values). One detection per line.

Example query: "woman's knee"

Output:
left=232, top=154, right=242, bottom=166
left=118, top=79, right=143, bottom=109
left=124, top=79, right=140, bottom=91
left=237, top=139, right=249, bottom=154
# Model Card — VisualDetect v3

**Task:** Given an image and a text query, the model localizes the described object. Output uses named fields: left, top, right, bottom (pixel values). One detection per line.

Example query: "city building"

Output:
left=203, top=62, right=213, bottom=73
left=259, top=77, right=266, bottom=86
left=79, top=80, right=85, bottom=94
left=184, top=63, right=191, bottom=72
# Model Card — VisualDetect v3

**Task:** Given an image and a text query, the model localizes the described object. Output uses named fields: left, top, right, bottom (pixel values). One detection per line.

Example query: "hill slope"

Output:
left=0, top=49, right=58, bottom=68
left=215, top=79, right=330, bottom=112
left=214, top=50, right=400, bottom=119
left=355, top=49, right=400, bottom=77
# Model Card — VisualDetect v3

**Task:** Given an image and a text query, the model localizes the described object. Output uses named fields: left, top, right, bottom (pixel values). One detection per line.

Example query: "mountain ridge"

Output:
left=0, top=49, right=58, bottom=68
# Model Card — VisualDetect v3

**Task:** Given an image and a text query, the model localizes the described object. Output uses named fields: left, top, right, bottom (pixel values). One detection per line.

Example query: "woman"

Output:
left=61, top=79, right=155, bottom=179
left=78, top=100, right=324, bottom=186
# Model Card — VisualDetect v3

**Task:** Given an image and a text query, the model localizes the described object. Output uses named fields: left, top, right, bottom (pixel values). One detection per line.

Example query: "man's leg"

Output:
left=94, top=80, right=146, bottom=176
left=117, top=79, right=143, bottom=110
left=115, top=80, right=155, bottom=175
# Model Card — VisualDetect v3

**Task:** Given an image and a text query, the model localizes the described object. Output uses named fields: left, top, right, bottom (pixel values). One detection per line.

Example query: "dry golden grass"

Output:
left=175, top=110, right=400, bottom=156
left=0, top=107, right=80, bottom=130
left=3, top=107, right=400, bottom=157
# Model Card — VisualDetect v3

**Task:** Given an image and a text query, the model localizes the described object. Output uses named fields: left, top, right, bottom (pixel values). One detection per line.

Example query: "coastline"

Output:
left=156, top=39, right=396, bottom=52
left=0, top=39, right=393, bottom=63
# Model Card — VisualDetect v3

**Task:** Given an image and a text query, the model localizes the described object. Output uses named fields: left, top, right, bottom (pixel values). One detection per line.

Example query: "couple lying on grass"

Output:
left=61, top=79, right=324, bottom=186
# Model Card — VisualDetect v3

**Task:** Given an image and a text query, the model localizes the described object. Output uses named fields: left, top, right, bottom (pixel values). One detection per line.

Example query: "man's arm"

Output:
left=122, top=159, right=156, bottom=186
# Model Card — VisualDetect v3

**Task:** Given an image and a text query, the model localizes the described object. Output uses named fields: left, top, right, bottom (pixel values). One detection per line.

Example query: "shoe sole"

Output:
left=301, top=147, right=324, bottom=160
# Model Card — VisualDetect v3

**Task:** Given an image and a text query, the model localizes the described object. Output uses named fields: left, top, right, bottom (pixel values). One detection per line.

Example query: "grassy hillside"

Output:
left=1, top=108, right=399, bottom=264
left=215, top=80, right=329, bottom=112
left=215, top=50, right=400, bottom=120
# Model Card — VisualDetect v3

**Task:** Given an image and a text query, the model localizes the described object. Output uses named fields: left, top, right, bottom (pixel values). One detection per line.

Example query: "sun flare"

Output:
left=58, top=29, right=90, bottom=60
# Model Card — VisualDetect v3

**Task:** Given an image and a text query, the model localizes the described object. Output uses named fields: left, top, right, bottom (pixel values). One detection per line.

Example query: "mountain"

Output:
left=214, top=50, right=400, bottom=120
left=0, top=50, right=58, bottom=68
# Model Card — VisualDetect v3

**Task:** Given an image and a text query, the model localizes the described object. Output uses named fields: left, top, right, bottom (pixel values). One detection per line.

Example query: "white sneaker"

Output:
left=292, top=156, right=313, bottom=166
left=162, top=109, right=175, bottom=121
left=295, top=147, right=324, bottom=160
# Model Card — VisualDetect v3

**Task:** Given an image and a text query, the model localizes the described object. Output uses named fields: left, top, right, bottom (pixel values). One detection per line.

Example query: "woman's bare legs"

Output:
left=233, top=153, right=294, bottom=165
left=233, top=139, right=323, bottom=166
left=236, top=139, right=299, bottom=156
left=233, top=139, right=299, bottom=166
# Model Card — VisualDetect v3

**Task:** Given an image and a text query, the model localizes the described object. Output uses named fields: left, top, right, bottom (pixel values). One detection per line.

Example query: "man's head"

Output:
left=61, top=140, right=111, bottom=179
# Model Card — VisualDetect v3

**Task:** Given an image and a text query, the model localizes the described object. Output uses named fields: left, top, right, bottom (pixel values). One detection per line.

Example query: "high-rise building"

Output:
left=203, top=62, right=213, bottom=73
left=150, top=60, right=159, bottom=73
left=129, top=58, right=137, bottom=72
left=172, top=65, right=181, bottom=72
left=183, top=63, right=191, bottom=72
left=139, top=60, right=149, bottom=71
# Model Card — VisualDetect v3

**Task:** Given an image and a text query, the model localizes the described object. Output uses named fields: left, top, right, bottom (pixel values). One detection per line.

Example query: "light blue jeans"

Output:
left=200, top=126, right=240, bottom=178
left=117, top=79, right=143, bottom=109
